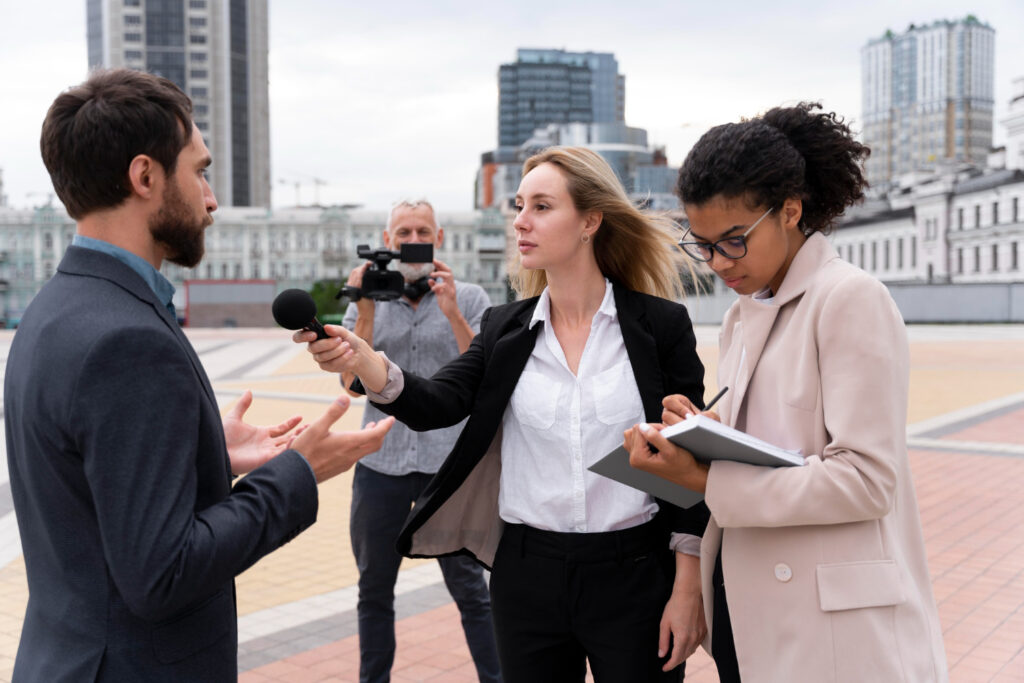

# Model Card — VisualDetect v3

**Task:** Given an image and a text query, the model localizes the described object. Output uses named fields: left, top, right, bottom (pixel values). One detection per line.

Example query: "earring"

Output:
left=581, top=233, right=591, bottom=244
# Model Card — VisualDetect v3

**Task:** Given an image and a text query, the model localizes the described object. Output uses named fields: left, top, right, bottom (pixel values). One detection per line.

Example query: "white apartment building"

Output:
left=0, top=204, right=511, bottom=326
left=862, top=16, right=995, bottom=191
left=87, top=0, right=271, bottom=207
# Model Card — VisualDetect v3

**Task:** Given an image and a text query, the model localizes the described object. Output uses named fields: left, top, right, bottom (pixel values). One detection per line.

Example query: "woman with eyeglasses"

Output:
left=298, top=146, right=710, bottom=682
left=625, top=103, right=948, bottom=682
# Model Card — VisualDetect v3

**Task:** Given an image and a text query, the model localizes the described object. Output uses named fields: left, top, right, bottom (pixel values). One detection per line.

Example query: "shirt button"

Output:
left=774, top=563, right=793, bottom=582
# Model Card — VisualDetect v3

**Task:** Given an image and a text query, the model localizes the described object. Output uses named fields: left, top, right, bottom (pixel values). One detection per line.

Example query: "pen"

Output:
left=704, top=386, right=729, bottom=412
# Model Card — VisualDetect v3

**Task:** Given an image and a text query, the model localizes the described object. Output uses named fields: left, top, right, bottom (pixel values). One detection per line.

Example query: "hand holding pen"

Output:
left=661, top=386, right=728, bottom=426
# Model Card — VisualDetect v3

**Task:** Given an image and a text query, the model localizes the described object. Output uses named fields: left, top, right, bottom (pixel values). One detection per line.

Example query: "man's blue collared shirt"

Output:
left=72, top=235, right=177, bottom=318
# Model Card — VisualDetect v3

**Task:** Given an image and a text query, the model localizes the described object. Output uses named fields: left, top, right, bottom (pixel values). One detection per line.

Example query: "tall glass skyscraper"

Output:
left=498, top=49, right=625, bottom=150
left=86, top=0, right=270, bottom=208
left=862, top=16, right=995, bottom=191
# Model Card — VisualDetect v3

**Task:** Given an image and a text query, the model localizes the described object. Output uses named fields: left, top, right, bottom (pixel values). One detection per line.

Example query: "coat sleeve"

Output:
left=71, top=326, right=319, bottom=622
left=705, top=276, right=906, bottom=528
left=370, top=305, right=493, bottom=431
left=655, top=301, right=711, bottom=537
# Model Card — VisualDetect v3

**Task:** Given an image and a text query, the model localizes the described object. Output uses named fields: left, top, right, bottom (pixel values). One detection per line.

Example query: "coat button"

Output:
left=774, top=563, right=793, bottom=582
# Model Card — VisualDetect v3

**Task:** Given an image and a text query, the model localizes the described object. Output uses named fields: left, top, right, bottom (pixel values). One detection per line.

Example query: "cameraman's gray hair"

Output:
left=386, top=198, right=439, bottom=232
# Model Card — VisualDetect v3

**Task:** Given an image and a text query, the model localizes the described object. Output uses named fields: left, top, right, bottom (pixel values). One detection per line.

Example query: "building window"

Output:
left=957, top=248, right=963, bottom=274
left=195, top=104, right=208, bottom=116
left=190, top=52, right=207, bottom=62
left=974, top=205, right=981, bottom=227
left=189, top=17, right=207, bottom=28
left=911, top=236, right=916, bottom=268
left=190, top=87, right=208, bottom=98
left=1013, top=242, right=1019, bottom=270
left=897, top=239, right=904, bottom=269
left=189, top=34, right=207, bottom=45
left=190, top=69, right=208, bottom=79
left=859, top=243, right=865, bottom=268
left=973, top=246, right=981, bottom=273
left=195, top=120, right=208, bottom=131
left=44, top=233, right=53, bottom=249
left=993, top=201, right=999, bottom=225
left=124, top=0, right=140, bottom=5
left=884, top=241, right=890, bottom=270
left=253, top=263, right=260, bottom=278
left=871, top=242, right=877, bottom=271
left=1014, top=197, right=1020, bottom=223
left=992, top=244, right=999, bottom=272
left=124, top=14, right=141, bottom=25
left=124, top=32, right=142, bottom=42
left=189, top=0, right=207, bottom=7
left=125, top=50, right=143, bottom=60
left=957, top=207, right=964, bottom=230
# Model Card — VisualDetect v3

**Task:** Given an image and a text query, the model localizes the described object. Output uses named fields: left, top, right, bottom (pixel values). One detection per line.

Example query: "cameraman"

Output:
left=338, top=199, right=499, bottom=683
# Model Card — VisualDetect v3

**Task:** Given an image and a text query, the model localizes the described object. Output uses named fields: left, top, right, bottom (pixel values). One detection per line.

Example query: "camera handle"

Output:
left=336, top=285, right=363, bottom=302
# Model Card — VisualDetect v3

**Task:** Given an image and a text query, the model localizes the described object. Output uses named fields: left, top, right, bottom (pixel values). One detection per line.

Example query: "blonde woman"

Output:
left=297, top=147, right=708, bottom=682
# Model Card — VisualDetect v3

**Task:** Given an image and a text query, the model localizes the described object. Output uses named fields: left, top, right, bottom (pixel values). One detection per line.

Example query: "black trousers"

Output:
left=712, top=550, right=742, bottom=683
left=489, top=521, right=686, bottom=683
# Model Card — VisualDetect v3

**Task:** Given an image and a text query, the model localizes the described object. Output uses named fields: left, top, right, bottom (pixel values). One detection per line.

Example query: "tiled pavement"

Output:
left=0, top=325, right=1023, bottom=682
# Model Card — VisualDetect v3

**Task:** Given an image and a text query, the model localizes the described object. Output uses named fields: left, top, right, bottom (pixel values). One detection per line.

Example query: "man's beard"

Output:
left=149, top=178, right=208, bottom=268
left=396, top=261, right=434, bottom=282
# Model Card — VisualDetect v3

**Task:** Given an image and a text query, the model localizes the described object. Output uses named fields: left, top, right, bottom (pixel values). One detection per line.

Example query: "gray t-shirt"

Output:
left=342, top=281, right=491, bottom=475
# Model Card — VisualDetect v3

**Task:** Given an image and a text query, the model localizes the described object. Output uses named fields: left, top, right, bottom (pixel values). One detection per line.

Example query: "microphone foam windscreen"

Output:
left=272, top=289, right=318, bottom=330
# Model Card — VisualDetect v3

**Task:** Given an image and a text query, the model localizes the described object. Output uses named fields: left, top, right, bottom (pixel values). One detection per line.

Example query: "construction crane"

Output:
left=277, top=175, right=329, bottom=207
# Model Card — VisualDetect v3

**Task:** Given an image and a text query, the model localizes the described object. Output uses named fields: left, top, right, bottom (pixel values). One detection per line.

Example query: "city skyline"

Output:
left=1, top=0, right=1023, bottom=212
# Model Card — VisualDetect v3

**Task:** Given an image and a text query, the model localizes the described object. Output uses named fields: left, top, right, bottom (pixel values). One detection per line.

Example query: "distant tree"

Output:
left=309, top=279, right=347, bottom=323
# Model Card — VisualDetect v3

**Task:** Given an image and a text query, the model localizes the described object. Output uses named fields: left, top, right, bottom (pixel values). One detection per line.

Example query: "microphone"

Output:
left=272, top=289, right=330, bottom=340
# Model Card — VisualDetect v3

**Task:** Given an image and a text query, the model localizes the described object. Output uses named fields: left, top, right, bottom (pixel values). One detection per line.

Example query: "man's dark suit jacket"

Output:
left=4, top=246, right=319, bottom=682
left=363, top=283, right=710, bottom=568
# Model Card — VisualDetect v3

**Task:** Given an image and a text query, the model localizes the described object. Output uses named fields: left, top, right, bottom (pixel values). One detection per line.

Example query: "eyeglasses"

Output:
left=678, top=207, right=774, bottom=262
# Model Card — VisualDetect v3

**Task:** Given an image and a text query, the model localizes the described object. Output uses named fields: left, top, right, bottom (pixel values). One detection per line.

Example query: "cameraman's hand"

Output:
left=289, top=394, right=396, bottom=483
left=430, top=259, right=458, bottom=318
left=348, top=262, right=375, bottom=316
left=292, top=324, right=389, bottom=393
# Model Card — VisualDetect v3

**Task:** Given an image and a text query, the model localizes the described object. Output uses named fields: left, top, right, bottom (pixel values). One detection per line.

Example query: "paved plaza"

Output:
left=0, top=324, right=1022, bottom=682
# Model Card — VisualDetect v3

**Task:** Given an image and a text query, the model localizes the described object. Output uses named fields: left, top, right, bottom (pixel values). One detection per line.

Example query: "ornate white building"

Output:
left=0, top=204, right=510, bottom=326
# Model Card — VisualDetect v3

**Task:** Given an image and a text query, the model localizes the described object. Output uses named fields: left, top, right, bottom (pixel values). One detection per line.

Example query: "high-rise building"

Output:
left=498, top=49, right=625, bottom=150
left=861, top=16, right=995, bottom=191
left=86, top=0, right=271, bottom=207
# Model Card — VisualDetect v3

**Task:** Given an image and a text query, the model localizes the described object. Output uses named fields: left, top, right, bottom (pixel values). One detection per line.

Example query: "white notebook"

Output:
left=589, top=414, right=804, bottom=509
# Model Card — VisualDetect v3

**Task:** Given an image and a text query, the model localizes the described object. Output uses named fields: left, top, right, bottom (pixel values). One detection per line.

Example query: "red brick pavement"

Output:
left=242, top=445, right=1024, bottom=682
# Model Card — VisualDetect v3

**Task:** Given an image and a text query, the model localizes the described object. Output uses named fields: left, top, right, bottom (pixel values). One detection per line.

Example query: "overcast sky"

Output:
left=1, top=0, right=1022, bottom=211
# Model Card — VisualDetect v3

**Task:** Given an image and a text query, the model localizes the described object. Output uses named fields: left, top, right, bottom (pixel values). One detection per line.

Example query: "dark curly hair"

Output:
left=675, top=102, right=870, bottom=234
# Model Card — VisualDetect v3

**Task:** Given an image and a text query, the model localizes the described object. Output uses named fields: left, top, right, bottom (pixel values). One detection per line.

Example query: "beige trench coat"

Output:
left=701, top=233, right=948, bottom=682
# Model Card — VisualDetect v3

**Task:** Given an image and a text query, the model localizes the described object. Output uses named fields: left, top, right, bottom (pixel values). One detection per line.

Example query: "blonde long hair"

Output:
left=509, top=146, right=688, bottom=301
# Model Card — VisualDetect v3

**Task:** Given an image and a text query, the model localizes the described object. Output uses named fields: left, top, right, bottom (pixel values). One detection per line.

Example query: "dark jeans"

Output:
left=489, top=521, right=685, bottom=683
left=350, top=463, right=502, bottom=683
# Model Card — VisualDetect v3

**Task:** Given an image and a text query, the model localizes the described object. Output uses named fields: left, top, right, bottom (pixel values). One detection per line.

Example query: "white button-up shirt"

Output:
left=498, top=280, right=659, bottom=533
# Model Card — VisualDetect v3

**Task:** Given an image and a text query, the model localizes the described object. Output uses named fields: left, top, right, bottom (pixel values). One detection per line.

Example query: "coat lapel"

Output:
left=723, top=233, right=837, bottom=427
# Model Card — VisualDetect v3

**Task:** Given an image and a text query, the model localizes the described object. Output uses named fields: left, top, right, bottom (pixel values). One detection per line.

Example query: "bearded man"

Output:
left=3, top=68, right=394, bottom=681
left=331, top=200, right=501, bottom=683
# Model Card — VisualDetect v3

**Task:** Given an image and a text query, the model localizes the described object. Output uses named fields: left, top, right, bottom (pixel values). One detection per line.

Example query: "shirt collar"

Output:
left=529, top=278, right=616, bottom=329
left=72, top=235, right=176, bottom=312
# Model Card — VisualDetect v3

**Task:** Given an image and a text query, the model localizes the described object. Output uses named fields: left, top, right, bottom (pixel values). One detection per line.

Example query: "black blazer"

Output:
left=3, top=247, right=319, bottom=682
left=368, top=283, right=708, bottom=568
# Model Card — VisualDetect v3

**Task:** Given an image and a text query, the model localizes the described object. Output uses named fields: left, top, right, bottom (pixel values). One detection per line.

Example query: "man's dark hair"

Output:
left=40, top=68, right=193, bottom=219
left=676, top=102, right=870, bottom=235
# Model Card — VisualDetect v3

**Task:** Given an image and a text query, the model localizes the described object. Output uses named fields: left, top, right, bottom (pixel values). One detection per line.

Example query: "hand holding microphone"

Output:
left=275, top=289, right=389, bottom=392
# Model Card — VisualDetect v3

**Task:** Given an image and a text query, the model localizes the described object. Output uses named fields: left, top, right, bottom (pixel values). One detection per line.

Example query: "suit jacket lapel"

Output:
left=614, top=286, right=664, bottom=422
left=484, top=302, right=541, bottom=412
left=59, top=247, right=218, bottom=408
